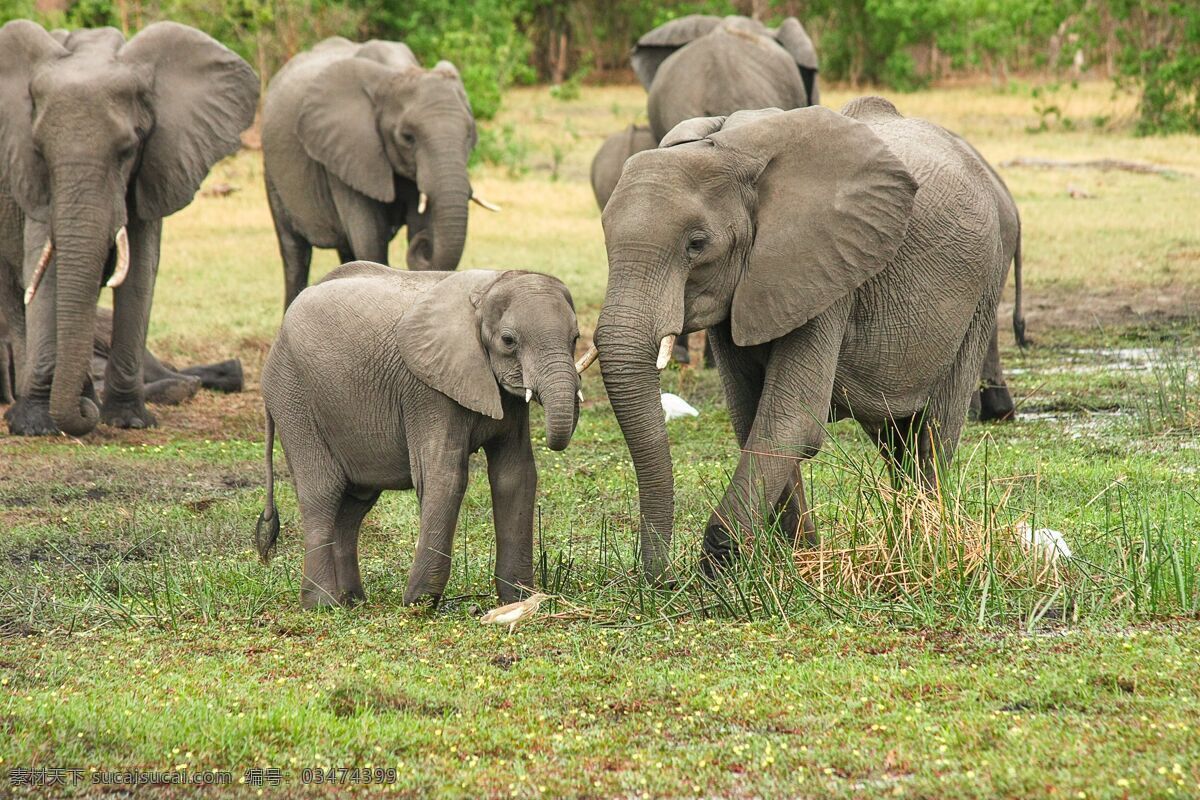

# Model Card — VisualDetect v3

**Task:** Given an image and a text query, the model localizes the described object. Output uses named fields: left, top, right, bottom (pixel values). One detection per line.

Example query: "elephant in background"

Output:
left=632, top=14, right=819, bottom=142
left=263, top=38, right=498, bottom=309
left=257, top=263, right=583, bottom=609
left=586, top=99, right=1013, bottom=581
left=1, top=304, right=243, bottom=409
left=591, top=125, right=658, bottom=211
left=0, top=21, right=258, bottom=437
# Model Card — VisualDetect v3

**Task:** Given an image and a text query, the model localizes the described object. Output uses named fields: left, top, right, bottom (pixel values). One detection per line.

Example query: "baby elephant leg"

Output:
left=404, top=454, right=469, bottom=606
left=485, top=423, right=538, bottom=603
left=332, top=488, right=380, bottom=606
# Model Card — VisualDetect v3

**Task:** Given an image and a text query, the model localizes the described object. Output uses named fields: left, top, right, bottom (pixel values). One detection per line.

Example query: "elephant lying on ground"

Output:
left=0, top=306, right=243, bottom=407
left=591, top=126, right=658, bottom=211
left=263, top=38, right=498, bottom=309
left=585, top=99, right=1015, bottom=581
left=0, top=21, right=258, bottom=436
left=256, top=263, right=583, bottom=609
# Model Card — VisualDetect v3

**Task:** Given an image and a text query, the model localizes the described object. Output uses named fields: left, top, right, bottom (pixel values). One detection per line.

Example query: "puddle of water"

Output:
left=1008, top=346, right=1195, bottom=376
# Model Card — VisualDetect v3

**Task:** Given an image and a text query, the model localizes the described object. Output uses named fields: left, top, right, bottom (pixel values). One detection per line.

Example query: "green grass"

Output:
left=2, top=80, right=1200, bottom=797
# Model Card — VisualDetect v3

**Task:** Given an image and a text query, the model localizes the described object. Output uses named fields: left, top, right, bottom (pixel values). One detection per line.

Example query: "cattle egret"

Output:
left=481, top=593, right=550, bottom=634
left=1017, top=522, right=1073, bottom=562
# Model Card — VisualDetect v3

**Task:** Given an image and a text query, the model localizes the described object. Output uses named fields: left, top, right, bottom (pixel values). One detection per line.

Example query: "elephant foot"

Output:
left=699, top=522, right=738, bottom=578
left=100, top=394, right=158, bottom=429
left=402, top=585, right=443, bottom=609
left=144, top=375, right=202, bottom=406
left=4, top=395, right=59, bottom=436
left=978, top=385, right=1016, bottom=422
left=179, top=359, right=244, bottom=394
left=300, top=585, right=344, bottom=611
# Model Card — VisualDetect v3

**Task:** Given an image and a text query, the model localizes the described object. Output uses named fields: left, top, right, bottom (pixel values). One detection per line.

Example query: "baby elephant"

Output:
left=256, top=262, right=584, bottom=609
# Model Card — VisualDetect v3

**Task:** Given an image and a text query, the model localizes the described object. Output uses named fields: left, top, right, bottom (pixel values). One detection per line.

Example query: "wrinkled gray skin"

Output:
left=0, top=303, right=243, bottom=408
left=632, top=14, right=819, bottom=365
left=0, top=21, right=258, bottom=437
left=257, top=263, right=582, bottom=609
left=633, top=15, right=819, bottom=142
left=594, top=99, right=1013, bottom=581
left=263, top=38, right=479, bottom=309
left=591, top=125, right=658, bottom=211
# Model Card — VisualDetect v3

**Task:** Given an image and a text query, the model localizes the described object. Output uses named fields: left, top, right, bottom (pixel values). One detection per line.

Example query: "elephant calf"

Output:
left=256, top=262, right=584, bottom=609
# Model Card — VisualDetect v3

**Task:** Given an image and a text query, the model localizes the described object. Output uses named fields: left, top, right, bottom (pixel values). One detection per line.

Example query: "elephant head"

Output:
left=590, top=107, right=916, bottom=579
left=396, top=271, right=582, bottom=450
left=631, top=14, right=819, bottom=103
left=297, top=47, right=482, bottom=271
left=0, top=20, right=257, bottom=435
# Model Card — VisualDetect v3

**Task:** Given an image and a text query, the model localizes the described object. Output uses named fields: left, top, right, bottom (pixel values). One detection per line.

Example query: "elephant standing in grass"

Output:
left=263, top=38, right=497, bottom=308
left=0, top=21, right=258, bottom=436
left=257, top=263, right=583, bottom=609
left=585, top=99, right=1013, bottom=581
left=591, top=125, right=658, bottom=210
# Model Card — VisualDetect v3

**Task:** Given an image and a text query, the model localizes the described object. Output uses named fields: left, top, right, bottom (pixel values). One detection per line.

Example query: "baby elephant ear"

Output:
left=396, top=270, right=505, bottom=420
left=712, top=106, right=917, bottom=347
left=660, top=116, right=725, bottom=147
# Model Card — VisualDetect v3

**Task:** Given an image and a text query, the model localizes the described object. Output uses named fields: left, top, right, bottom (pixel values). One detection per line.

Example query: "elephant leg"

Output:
left=673, top=333, right=691, bottom=365
left=702, top=312, right=844, bottom=572
left=976, top=323, right=1015, bottom=422
left=864, top=414, right=934, bottom=488
left=178, top=360, right=244, bottom=393
left=0, top=342, right=12, bottom=405
left=332, top=488, right=380, bottom=606
left=403, top=448, right=470, bottom=606
left=485, top=418, right=537, bottom=603
left=330, top=178, right=391, bottom=265
left=775, top=461, right=818, bottom=547
left=140, top=342, right=200, bottom=405
left=268, top=179, right=313, bottom=310
left=5, top=225, right=58, bottom=435
left=101, top=218, right=161, bottom=429
left=293, top=458, right=347, bottom=610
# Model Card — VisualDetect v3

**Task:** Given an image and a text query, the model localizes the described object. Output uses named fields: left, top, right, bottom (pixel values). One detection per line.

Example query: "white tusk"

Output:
left=23, top=239, right=54, bottom=305
left=470, top=194, right=501, bottom=212
left=106, top=227, right=129, bottom=288
left=525, top=389, right=533, bottom=403
left=575, top=343, right=599, bottom=374
left=577, top=389, right=584, bottom=403
left=418, top=192, right=428, bottom=214
left=656, top=334, right=677, bottom=370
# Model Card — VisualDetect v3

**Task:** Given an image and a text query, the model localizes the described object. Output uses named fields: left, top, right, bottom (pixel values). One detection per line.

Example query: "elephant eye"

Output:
left=686, top=232, right=709, bottom=258
left=500, top=332, right=517, bottom=349
left=400, top=131, right=417, bottom=146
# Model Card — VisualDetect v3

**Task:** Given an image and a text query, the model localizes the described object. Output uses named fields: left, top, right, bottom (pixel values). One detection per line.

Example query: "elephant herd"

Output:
left=0, top=15, right=1029, bottom=608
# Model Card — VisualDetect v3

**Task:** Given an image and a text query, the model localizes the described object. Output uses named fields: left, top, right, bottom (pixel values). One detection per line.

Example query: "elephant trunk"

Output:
left=413, top=154, right=471, bottom=272
left=594, top=316, right=675, bottom=582
left=49, top=195, right=113, bottom=436
left=536, top=358, right=580, bottom=452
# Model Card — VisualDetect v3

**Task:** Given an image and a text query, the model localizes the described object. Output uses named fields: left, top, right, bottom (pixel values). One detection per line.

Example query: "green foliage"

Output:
left=1106, top=0, right=1200, bottom=133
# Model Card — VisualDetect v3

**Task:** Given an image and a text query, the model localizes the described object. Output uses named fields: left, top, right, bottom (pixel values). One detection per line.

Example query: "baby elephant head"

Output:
left=396, top=270, right=582, bottom=451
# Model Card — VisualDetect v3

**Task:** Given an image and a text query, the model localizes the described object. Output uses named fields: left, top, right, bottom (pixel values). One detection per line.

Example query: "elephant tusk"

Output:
left=470, top=194, right=501, bottom=212
left=575, top=343, right=599, bottom=374
left=106, top=227, right=130, bottom=288
left=656, top=334, right=677, bottom=370
left=23, top=238, right=54, bottom=306
left=418, top=192, right=428, bottom=215
left=525, top=388, right=533, bottom=403
left=577, top=389, right=584, bottom=403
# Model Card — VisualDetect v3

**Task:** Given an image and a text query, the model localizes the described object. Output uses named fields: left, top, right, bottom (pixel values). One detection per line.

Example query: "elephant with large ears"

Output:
left=257, top=263, right=584, bottom=609
left=263, top=38, right=497, bottom=309
left=583, top=99, right=1012, bottom=582
left=0, top=21, right=258, bottom=437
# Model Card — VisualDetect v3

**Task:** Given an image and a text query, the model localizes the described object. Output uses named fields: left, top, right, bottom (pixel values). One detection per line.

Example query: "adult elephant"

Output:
left=263, top=38, right=496, bottom=308
left=631, top=14, right=818, bottom=365
left=632, top=14, right=819, bottom=142
left=584, top=99, right=1013, bottom=581
left=0, top=21, right=258, bottom=436
left=591, top=125, right=657, bottom=211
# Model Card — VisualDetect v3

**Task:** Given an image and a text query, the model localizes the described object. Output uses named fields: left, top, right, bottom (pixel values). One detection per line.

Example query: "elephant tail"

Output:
left=1012, top=225, right=1028, bottom=348
left=255, top=410, right=281, bottom=564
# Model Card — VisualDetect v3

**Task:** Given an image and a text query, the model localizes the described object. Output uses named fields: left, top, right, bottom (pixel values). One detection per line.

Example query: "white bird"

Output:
left=661, top=392, right=699, bottom=421
left=480, top=593, right=550, bottom=634
left=1017, top=522, right=1073, bottom=562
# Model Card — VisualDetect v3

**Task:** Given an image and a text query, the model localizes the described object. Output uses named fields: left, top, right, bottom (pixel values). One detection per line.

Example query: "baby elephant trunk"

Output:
left=536, top=358, right=580, bottom=452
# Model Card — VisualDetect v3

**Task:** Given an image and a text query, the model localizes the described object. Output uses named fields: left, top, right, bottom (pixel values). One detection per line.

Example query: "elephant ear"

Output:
left=0, top=21, right=67, bottom=221
left=296, top=57, right=398, bottom=203
left=355, top=39, right=418, bottom=69
left=120, top=22, right=259, bottom=220
left=396, top=270, right=505, bottom=420
left=630, top=14, right=722, bottom=89
left=773, top=18, right=819, bottom=104
left=660, top=115, right=726, bottom=147
left=710, top=106, right=918, bottom=347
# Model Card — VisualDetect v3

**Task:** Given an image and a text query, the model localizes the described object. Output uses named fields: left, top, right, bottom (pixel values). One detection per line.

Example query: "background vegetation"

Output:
left=2, top=0, right=1197, bottom=131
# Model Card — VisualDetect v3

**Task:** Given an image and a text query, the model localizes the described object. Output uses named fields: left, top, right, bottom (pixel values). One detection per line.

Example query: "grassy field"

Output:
left=2, top=81, right=1199, bottom=798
